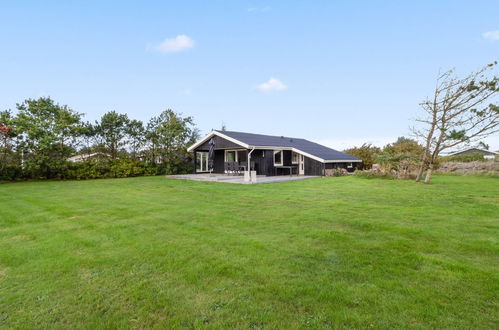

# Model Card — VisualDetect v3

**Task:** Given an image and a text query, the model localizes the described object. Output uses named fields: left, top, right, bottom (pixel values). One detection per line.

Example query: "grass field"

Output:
left=0, top=175, right=498, bottom=329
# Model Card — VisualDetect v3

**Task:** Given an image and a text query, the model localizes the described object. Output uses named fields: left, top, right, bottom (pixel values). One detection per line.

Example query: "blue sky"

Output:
left=1, top=0, right=498, bottom=150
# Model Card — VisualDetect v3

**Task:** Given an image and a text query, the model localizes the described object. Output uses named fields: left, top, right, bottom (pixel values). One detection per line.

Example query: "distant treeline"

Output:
left=0, top=97, right=199, bottom=181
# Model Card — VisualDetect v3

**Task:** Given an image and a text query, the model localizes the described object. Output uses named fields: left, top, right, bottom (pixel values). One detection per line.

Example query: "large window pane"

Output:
left=196, top=151, right=208, bottom=172
left=226, top=151, right=236, bottom=162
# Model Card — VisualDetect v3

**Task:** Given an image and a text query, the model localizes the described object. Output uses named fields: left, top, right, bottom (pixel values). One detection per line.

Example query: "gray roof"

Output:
left=448, top=148, right=498, bottom=156
left=215, top=130, right=360, bottom=162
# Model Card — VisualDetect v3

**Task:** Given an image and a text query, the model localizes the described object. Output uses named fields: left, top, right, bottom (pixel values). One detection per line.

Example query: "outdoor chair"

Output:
left=230, top=161, right=240, bottom=175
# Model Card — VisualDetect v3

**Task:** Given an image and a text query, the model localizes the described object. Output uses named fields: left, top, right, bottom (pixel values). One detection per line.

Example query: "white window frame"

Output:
left=291, top=151, right=299, bottom=164
left=273, top=150, right=283, bottom=166
left=224, top=150, right=240, bottom=162
left=196, top=151, right=209, bottom=172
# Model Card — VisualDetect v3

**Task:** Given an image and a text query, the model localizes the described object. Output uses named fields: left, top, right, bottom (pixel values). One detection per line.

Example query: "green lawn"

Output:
left=0, top=175, right=498, bottom=329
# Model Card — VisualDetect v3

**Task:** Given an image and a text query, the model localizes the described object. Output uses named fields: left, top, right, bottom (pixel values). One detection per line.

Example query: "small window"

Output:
left=274, top=150, right=283, bottom=165
left=292, top=152, right=299, bottom=164
left=225, top=150, right=236, bottom=162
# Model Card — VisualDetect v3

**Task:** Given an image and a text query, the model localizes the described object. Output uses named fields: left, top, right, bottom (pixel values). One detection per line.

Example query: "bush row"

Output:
left=0, top=159, right=194, bottom=182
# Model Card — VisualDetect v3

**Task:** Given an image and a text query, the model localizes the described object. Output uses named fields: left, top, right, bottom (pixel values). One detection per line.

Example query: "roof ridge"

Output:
left=215, top=129, right=307, bottom=141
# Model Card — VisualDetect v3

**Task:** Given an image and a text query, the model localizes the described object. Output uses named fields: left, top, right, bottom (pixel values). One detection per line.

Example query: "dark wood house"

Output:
left=187, top=130, right=362, bottom=176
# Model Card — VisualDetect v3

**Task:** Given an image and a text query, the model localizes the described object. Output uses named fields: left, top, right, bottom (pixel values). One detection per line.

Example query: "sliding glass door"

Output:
left=196, top=151, right=209, bottom=172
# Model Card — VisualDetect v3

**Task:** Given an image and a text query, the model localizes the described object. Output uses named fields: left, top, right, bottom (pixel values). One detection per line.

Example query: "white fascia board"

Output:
left=290, top=148, right=325, bottom=163
left=324, top=159, right=363, bottom=163
left=187, top=131, right=249, bottom=152
left=187, top=131, right=216, bottom=152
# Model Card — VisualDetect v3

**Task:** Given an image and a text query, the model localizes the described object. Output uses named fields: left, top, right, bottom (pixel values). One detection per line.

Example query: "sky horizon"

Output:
left=1, top=1, right=498, bottom=151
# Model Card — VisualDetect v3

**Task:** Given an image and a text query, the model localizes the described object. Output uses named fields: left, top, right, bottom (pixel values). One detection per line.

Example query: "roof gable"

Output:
left=448, top=148, right=499, bottom=156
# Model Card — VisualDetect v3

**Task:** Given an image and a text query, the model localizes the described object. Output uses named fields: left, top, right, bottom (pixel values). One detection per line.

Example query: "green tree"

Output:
left=0, top=110, right=20, bottom=179
left=413, top=62, right=499, bottom=183
left=383, top=137, right=425, bottom=160
left=14, top=97, right=84, bottom=179
left=378, top=137, right=425, bottom=178
left=126, top=119, right=145, bottom=159
left=477, top=141, right=489, bottom=150
left=146, top=109, right=198, bottom=174
left=344, top=144, right=381, bottom=170
left=95, top=111, right=130, bottom=159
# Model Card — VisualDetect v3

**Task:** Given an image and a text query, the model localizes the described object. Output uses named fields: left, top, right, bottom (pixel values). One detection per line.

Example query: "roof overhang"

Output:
left=187, top=130, right=249, bottom=152
left=187, top=131, right=362, bottom=163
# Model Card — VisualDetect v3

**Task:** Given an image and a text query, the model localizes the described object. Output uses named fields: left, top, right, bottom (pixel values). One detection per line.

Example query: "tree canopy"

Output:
left=0, top=97, right=199, bottom=180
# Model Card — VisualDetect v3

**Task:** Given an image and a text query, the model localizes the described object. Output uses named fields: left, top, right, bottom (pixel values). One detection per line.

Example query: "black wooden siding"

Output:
left=304, top=157, right=324, bottom=176
left=249, top=149, right=274, bottom=175
left=196, top=135, right=243, bottom=151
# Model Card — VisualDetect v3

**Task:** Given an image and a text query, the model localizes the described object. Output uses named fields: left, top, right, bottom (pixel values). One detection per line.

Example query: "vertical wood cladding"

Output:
left=283, top=150, right=292, bottom=166
left=250, top=149, right=274, bottom=175
left=305, top=157, right=324, bottom=176
left=213, top=150, right=225, bottom=173
left=196, top=135, right=243, bottom=150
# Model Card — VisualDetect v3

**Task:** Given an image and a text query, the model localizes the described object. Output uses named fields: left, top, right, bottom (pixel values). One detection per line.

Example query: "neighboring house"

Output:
left=447, top=148, right=498, bottom=160
left=67, top=152, right=109, bottom=163
left=187, top=130, right=362, bottom=176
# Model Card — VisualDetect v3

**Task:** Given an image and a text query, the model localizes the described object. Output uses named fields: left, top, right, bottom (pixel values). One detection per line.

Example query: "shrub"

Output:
left=354, top=170, right=395, bottom=180
left=324, top=168, right=348, bottom=177
left=0, top=164, right=23, bottom=181
left=65, top=159, right=157, bottom=180
left=343, top=144, right=381, bottom=170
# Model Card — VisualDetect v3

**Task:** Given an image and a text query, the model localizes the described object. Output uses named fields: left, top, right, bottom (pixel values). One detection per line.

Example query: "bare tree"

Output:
left=413, top=62, right=499, bottom=183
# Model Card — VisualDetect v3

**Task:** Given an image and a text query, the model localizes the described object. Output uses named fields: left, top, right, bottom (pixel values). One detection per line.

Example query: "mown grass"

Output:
left=0, top=175, right=498, bottom=329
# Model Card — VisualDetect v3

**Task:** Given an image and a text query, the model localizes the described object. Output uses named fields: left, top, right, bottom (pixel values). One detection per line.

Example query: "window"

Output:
left=292, top=152, right=299, bottom=164
left=225, top=150, right=236, bottom=162
left=225, top=149, right=247, bottom=163
left=274, top=150, right=283, bottom=165
left=196, top=151, right=209, bottom=172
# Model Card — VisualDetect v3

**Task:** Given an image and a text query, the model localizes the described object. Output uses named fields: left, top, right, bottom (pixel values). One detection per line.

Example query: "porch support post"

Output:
left=247, top=147, right=255, bottom=182
left=192, top=150, right=197, bottom=174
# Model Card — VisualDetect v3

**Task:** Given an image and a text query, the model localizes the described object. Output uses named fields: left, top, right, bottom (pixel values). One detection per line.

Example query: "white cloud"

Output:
left=149, top=35, right=195, bottom=53
left=482, top=30, right=499, bottom=41
left=256, top=77, right=287, bottom=93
